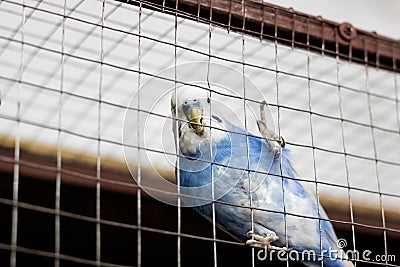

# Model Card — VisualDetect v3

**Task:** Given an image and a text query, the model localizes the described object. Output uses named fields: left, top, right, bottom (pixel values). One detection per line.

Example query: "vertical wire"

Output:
left=0, top=0, right=41, bottom=59
left=394, top=60, right=400, bottom=255
left=363, top=40, right=387, bottom=264
left=10, top=2, right=24, bottom=266
left=205, top=1, right=218, bottom=266
left=259, top=5, right=264, bottom=42
left=227, top=0, right=232, bottom=34
left=96, top=0, right=106, bottom=265
left=243, top=32, right=255, bottom=267
left=174, top=1, right=181, bottom=266
left=363, top=39, right=388, bottom=266
left=305, top=18, right=323, bottom=265
left=240, top=1, right=254, bottom=266
left=137, top=1, right=142, bottom=267
left=273, top=9, right=288, bottom=265
left=55, top=0, right=67, bottom=266
left=290, top=13, right=295, bottom=50
left=196, top=0, right=200, bottom=22
left=335, top=31, right=357, bottom=263
left=321, top=20, right=325, bottom=57
left=394, top=58, right=400, bottom=267
left=394, top=49, right=400, bottom=134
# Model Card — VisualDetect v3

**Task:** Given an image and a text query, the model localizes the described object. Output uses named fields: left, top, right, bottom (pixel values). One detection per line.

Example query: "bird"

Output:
left=171, top=86, right=354, bottom=267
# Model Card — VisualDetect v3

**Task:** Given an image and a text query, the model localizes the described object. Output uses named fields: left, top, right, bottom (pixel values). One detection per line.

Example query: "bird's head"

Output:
left=171, top=86, right=210, bottom=137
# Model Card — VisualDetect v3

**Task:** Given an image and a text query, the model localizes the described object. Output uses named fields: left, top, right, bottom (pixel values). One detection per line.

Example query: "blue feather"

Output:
left=177, top=115, right=350, bottom=267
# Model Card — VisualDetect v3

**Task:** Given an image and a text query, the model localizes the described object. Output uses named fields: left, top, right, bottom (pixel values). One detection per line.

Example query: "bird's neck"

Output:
left=178, top=127, right=228, bottom=156
left=178, top=129, right=209, bottom=156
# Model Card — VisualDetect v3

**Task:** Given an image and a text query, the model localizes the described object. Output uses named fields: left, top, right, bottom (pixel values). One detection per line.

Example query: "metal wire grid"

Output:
left=0, top=0, right=399, bottom=266
left=0, top=0, right=396, bottom=226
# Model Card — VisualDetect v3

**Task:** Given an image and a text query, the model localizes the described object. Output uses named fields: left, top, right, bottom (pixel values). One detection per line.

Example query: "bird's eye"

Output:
left=207, top=97, right=210, bottom=103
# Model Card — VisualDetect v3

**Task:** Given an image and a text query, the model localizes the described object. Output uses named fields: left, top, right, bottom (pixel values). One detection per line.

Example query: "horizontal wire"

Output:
left=1, top=8, right=398, bottom=134
left=27, top=0, right=133, bottom=30
left=0, top=154, right=398, bottom=233
left=0, top=0, right=43, bottom=58
left=0, top=189, right=399, bottom=239
left=131, top=0, right=400, bottom=72
left=2, top=169, right=400, bottom=235
left=137, top=0, right=400, bottom=78
left=1, top=114, right=400, bottom=204
left=0, top=122, right=399, bottom=254
left=139, top=0, right=400, bottom=46
left=1, top=112, right=400, bottom=201
left=0, top=58, right=397, bottom=140
left=352, top=258, right=399, bottom=267
left=1, top=73, right=398, bottom=147
left=1, top=151, right=400, bottom=214
left=2, top=76, right=399, bottom=176
left=2, top=0, right=399, bottom=105
left=1, top=64, right=398, bottom=139
left=0, top=143, right=399, bottom=233
left=0, top=155, right=137, bottom=189
left=1, top=90, right=400, bottom=171
left=0, top=197, right=244, bottom=247
left=0, top=241, right=397, bottom=267
left=0, top=11, right=135, bottom=60
left=0, top=242, right=134, bottom=267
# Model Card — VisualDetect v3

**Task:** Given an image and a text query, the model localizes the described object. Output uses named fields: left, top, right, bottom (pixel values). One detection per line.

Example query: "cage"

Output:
left=0, top=0, right=399, bottom=266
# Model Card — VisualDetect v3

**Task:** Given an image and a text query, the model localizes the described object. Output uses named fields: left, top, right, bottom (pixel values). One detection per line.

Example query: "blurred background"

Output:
left=266, top=0, right=400, bottom=39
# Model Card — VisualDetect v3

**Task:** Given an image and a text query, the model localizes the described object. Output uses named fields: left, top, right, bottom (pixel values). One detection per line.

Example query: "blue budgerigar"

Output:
left=171, top=87, right=353, bottom=267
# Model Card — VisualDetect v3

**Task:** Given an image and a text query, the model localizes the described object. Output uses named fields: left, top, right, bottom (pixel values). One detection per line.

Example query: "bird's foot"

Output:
left=246, top=230, right=289, bottom=252
left=257, top=102, right=285, bottom=155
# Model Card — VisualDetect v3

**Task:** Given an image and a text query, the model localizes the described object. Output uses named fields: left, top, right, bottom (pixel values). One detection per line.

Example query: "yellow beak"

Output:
left=188, top=106, right=202, bottom=123
left=187, top=107, right=204, bottom=133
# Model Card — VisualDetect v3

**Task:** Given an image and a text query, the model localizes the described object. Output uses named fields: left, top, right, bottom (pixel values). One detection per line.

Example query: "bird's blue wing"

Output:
left=178, top=115, right=348, bottom=267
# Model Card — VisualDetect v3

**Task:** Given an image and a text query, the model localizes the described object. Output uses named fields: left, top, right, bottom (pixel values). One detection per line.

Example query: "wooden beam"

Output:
left=118, top=0, right=400, bottom=72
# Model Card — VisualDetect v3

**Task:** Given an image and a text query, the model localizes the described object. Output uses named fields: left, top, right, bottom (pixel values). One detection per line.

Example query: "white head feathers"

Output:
left=170, top=86, right=226, bottom=155
left=170, top=86, right=210, bottom=116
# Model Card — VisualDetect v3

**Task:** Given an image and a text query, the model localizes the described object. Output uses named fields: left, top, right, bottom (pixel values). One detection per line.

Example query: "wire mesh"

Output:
left=0, top=0, right=399, bottom=266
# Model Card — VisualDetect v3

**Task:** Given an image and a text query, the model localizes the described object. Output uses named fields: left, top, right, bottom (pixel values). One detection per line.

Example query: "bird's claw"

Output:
left=257, top=102, right=285, bottom=155
left=246, top=230, right=290, bottom=252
